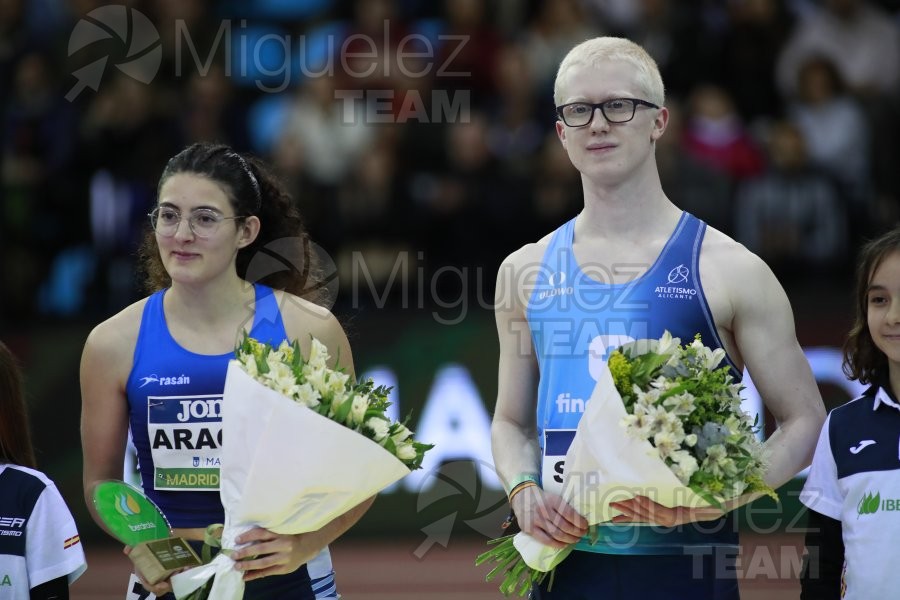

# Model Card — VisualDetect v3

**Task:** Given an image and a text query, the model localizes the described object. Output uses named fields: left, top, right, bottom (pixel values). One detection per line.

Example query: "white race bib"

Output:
left=147, top=394, right=223, bottom=491
left=125, top=573, right=156, bottom=600
left=542, top=429, right=576, bottom=496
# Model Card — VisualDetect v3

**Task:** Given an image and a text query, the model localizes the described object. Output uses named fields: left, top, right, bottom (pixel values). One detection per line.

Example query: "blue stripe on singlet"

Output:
left=311, top=573, right=337, bottom=598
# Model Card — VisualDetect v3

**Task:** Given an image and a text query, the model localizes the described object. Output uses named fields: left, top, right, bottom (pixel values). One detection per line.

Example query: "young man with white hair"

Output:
left=490, top=37, right=826, bottom=598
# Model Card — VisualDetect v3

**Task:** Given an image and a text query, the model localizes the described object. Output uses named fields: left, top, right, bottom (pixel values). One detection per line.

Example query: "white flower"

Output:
left=391, top=424, right=413, bottom=445
left=684, top=433, right=698, bottom=447
left=634, top=385, right=662, bottom=408
left=308, top=338, right=329, bottom=370
left=647, top=405, right=675, bottom=436
left=264, top=361, right=297, bottom=396
left=721, top=458, right=738, bottom=478
left=657, top=330, right=681, bottom=356
left=620, top=409, right=653, bottom=440
left=653, top=431, right=680, bottom=460
left=366, top=417, right=390, bottom=442
left=272, top=340, right=294, bottom=363
left=730, top=480, right=748, bottom=497
left=670, top=451, right=699, bottom=484
left=396, top=443, right=417, bottom=461
left=241, top=355, right=259, bottom=378
left=329, top=391, right=347, bottom=417
left=704, top=347, right=726, bottom=371
left=649, top=376, right=669, bottom=390
left=658, top=415, right=686, bottom=444
left=705, top=443, right=727, bottom=463
left=266, top=347, right=287, bottom=370
left=663, top=392, right=696, bottom=416
left=304, top=367, right=329, bottom=395
left=295, top=383, right=321, bottom=408
left=665, top=348, right=685, bottom=369
left=327, top=371, right=350, bottom=395
left=349, top=394, right=369, bottom=426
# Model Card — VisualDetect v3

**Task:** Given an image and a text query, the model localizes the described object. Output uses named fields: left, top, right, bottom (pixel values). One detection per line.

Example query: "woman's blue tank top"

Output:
left=125, top=283, right=288, bottom=528
left=526, top=212, right=742, bottom=554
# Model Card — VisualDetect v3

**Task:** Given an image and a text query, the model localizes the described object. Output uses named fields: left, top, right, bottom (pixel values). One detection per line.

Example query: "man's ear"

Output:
left=238, top=216, right=261, bottom=248
left=650, top=106, right=669, bottom=142
left=556, top=120, right=567, bottom=148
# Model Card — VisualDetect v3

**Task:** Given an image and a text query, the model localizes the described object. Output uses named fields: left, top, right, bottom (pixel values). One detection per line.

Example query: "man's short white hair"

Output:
left=554, top=37, right=665, bottom=107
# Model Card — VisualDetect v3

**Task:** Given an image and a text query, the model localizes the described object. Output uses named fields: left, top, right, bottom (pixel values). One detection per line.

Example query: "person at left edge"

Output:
left=0, top=340, right=87, bottom=600
left=79, top=142, right=373, bottom=598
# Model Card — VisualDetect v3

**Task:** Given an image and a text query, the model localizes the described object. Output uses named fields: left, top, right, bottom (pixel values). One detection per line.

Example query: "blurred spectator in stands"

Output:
left=150, top=0, right=219, bottom=88
left=179, top=63, right=249, bottom=149
left=338, top=0, right=411, bottom=114
left=485, top=42, right=543, bottom=181
left=74, top=74, right=179, bottom=314
left=334, top=131, right=413, bottom=297
left=529, top=129, right=582, bottom=240
left=734, top=121, right=847, bottom=275
left=432, top=0, right=502, bottom=108
left=583, top=0, right=641, bottom=33
left=657, top=98, right=734, bottom=235
left=410, top=112, right=509, bottom=278
left=777, top=0, right=900, bottom=236
left=682, top=83, right=765, bottom=182
left=78, top=74, right=179, bottom=188
left=1, top=52, right=76, bottom=318
left=622, top=0, right=728, bottom=100
left=722, top=0, right=794, bottom=123
left=787, top=56, right=872, bottom=228
left=0, top=0, right=28, bottom=115
left=279, top=74, right=375, bottom=192
left=522, top=0, right=601, bottom=98
left=776, top=0, right=900, bottom=98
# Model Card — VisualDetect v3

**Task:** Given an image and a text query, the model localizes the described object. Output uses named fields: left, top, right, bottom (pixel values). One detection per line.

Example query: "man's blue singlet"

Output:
left=527, top=211, right=742, bottom=555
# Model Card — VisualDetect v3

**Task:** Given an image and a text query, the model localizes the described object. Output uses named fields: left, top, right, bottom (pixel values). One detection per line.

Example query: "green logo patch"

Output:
left=858, top=491, right=881, bottom=516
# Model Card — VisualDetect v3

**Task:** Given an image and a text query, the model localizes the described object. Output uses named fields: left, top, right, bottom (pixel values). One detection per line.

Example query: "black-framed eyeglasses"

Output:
left=148, top=206, right=245, bottom=239
left=556, top=98, right=660, bottom=127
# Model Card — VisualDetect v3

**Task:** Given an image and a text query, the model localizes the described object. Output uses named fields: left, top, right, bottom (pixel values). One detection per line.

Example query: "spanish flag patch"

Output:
left=63, top=535, right=80, bottom=549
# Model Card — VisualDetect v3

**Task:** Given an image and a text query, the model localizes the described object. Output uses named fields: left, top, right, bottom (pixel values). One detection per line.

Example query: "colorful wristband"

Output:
left=507, top=481, right=538, bottom=505
left=506, top=473, right=541, bottom=496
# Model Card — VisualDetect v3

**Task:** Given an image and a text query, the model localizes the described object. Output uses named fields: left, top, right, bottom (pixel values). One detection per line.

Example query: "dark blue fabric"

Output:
left=533, top=548, right=741, bottom=600
left=0, top=467, right=44, bottom=557
left=154, top=540, right=335, bottom=599
left=829, top=388, right=900, bottom=479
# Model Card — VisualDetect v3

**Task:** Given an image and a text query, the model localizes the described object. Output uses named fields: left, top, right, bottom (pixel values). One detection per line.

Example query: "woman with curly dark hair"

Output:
left=80, top=143, right=370, bottom=599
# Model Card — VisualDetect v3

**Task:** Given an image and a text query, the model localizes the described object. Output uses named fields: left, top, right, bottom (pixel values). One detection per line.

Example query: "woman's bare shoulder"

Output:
left=83, top=298, right=149, bottom=358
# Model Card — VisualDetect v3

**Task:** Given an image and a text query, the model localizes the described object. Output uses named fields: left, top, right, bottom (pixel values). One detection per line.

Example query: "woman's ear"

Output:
left=237, top=216, right=261, bottom=248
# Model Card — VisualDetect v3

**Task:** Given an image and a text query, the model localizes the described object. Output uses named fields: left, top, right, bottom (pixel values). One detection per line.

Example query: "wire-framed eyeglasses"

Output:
left=556, top=98, right=660, bottom=127
left=148, top=206, right=245, bottom=238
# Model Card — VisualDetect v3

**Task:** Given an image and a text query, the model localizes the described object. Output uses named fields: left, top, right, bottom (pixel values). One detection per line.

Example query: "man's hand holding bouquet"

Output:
left=478, top=332, right=777, bottom=596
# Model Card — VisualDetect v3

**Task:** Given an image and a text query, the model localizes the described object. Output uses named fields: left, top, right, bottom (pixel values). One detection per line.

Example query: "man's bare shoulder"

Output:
left=701, top=226, right=772, bottom=279
left=501, top=232, right=554, bottom=273
left=700, top=226, right=787, bottom=318
left=496, top=233, right=555, bottom=313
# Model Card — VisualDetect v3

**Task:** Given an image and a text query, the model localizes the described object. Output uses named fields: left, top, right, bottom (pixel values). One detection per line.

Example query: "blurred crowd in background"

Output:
left=3, top=0, right=900, bottom=325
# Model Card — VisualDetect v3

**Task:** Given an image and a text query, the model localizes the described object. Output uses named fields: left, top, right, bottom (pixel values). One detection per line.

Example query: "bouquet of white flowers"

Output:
left=477, top=331, right=776, bottom=596
left=172, top=334, right=432, bottom=599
